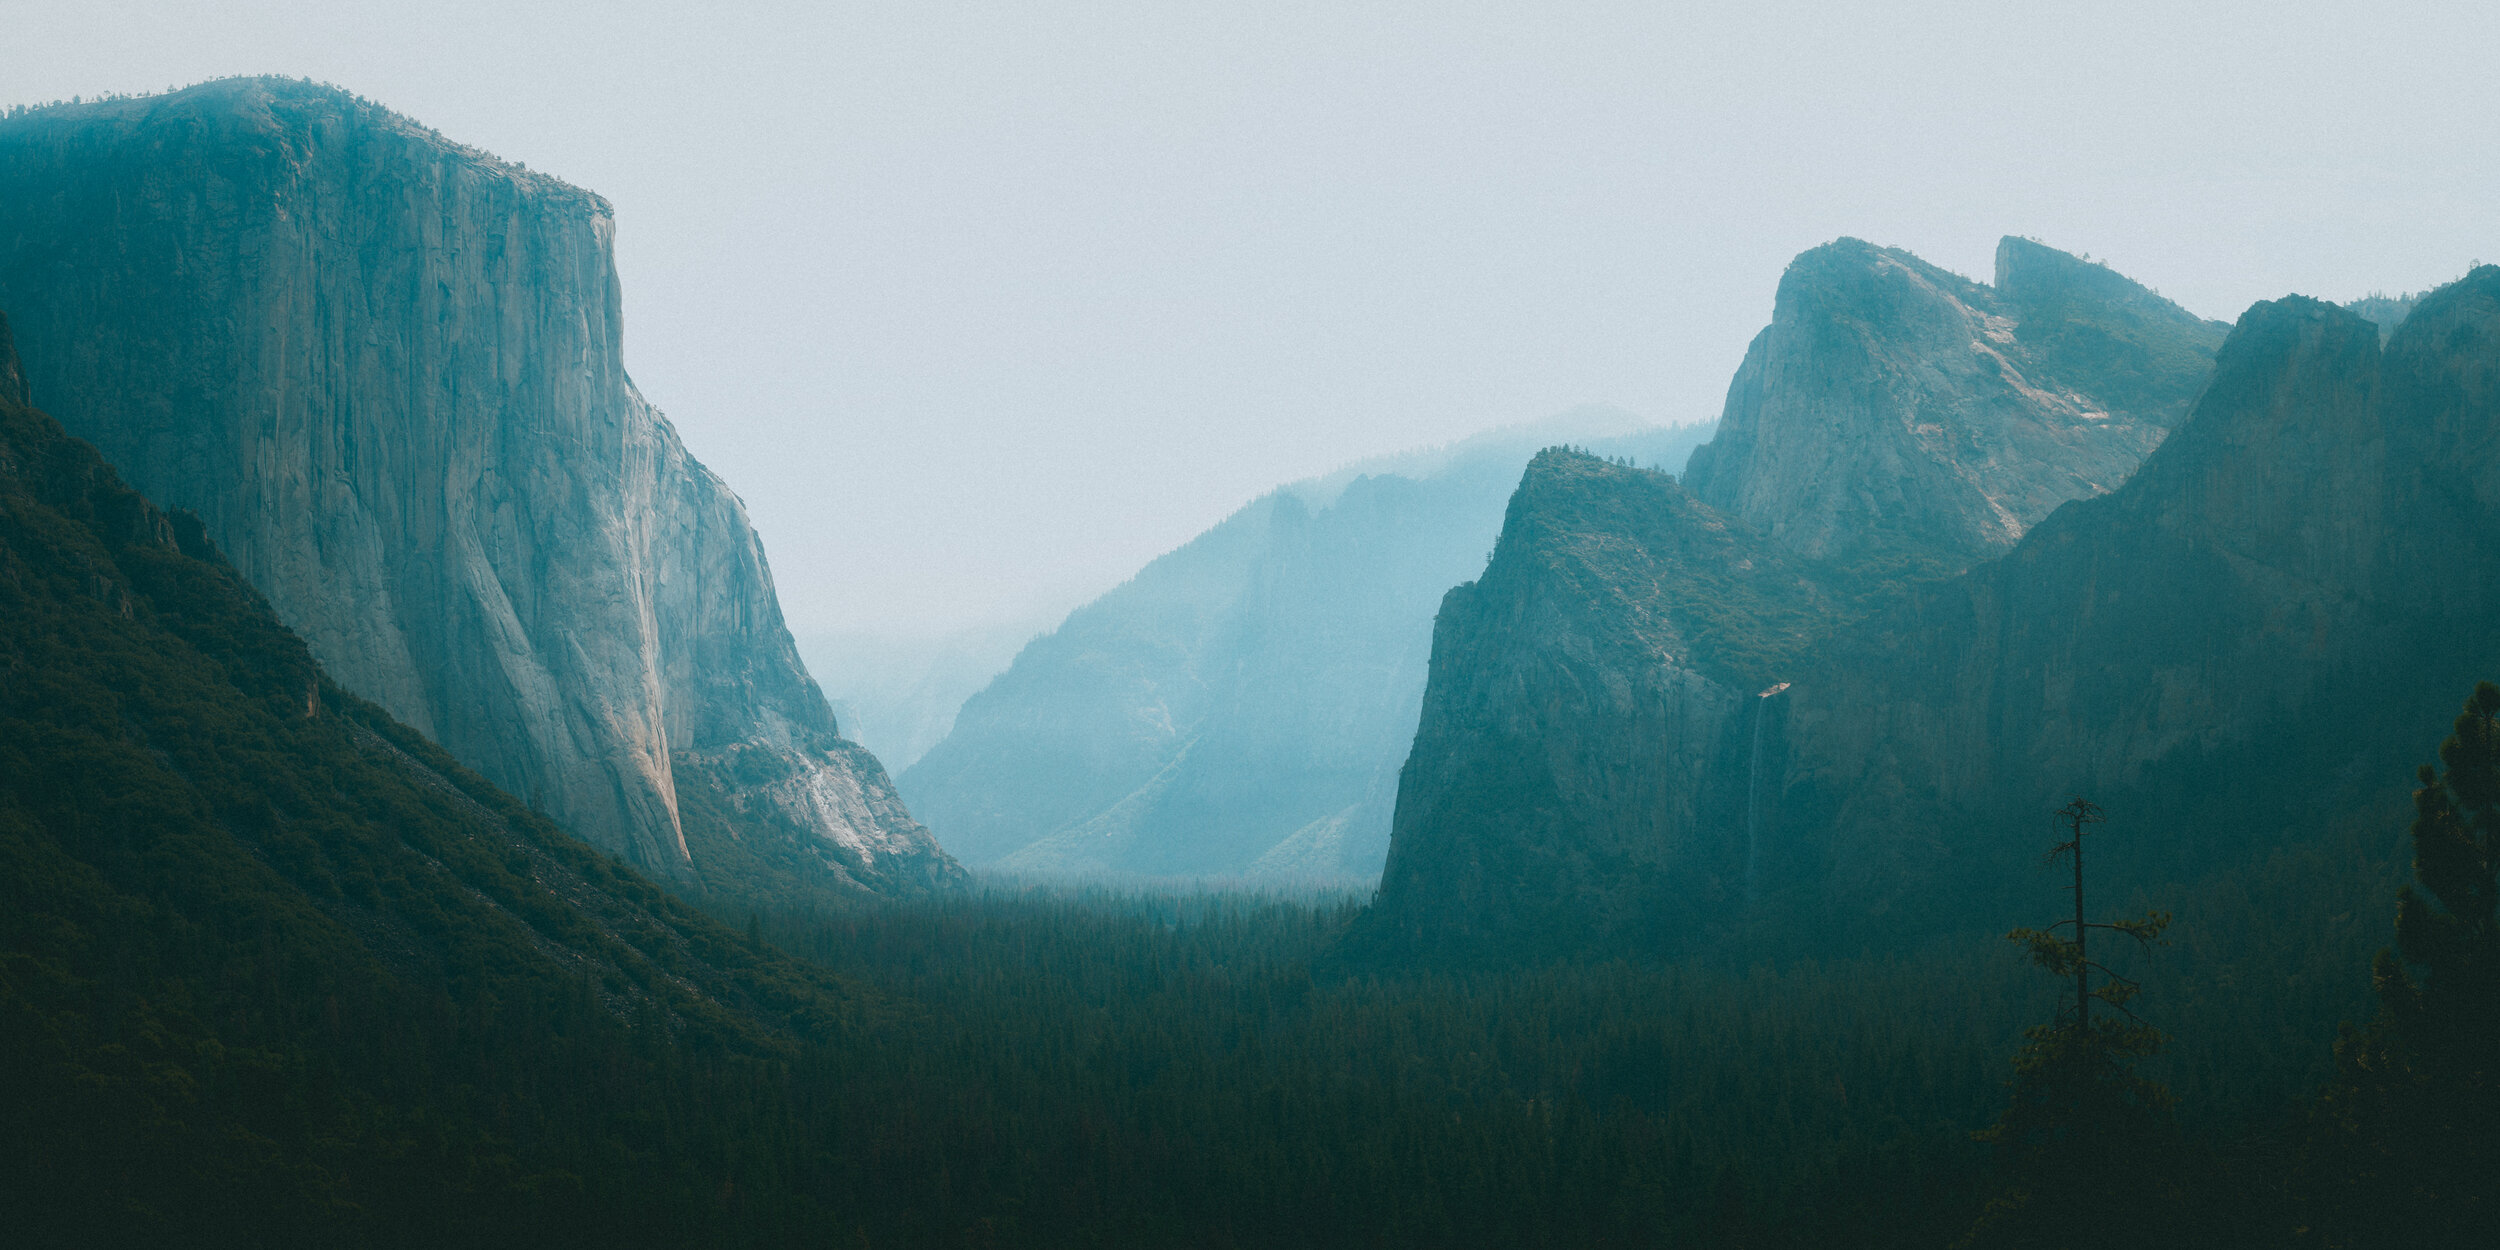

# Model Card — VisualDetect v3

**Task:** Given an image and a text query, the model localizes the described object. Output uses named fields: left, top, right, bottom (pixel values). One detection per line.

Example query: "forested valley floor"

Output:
left=5, top=363, right=2485, bottom=1247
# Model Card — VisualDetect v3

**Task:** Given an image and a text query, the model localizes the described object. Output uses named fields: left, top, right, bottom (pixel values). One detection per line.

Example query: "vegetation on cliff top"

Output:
left=1478, top=445, right=1950, bottom=693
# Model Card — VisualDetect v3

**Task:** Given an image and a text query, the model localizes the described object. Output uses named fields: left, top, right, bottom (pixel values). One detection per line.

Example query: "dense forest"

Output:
left=3, top=317, right=2492, bottom=1246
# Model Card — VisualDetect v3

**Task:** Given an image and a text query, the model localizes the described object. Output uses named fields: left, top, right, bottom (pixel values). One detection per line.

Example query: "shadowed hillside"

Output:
left=0, top=313, right=884, bottom=1244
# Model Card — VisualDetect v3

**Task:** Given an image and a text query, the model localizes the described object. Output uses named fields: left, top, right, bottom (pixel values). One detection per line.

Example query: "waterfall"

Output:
left=1745, top=698, right=1765, bottom=906
left=1745, top=682, right=1789, bottom=908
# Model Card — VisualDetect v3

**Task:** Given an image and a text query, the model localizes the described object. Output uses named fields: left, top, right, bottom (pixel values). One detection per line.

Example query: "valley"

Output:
left=2, top=65, right=2493, bottom=1250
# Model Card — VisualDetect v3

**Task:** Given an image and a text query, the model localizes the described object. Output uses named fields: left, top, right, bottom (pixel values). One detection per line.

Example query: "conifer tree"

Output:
left=2376, top=682, right=2500, bottom=1070
left=2304, top=682, right=2500, bottom=1245
left=1963, top=798, right=2178, bottom=1250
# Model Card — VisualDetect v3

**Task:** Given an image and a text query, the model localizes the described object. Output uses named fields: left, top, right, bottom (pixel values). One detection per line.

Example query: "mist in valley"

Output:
left=4, top=5, right=2497, bottom=1246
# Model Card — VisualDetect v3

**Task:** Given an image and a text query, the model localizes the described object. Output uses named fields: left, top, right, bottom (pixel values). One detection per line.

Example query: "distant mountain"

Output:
left=1684, top=236, right=2226, bottom=569
left=2346, top=289, right=2425, bottom=339
left=1357, top=237, right=2239, bottom=961
left=0, top=79, right=956, bottom=903
left=799, top=617, right=1056, bottom=774
left=902, top=410, right=1715, bottom=880
left=0, top=314, right=870, bottom=1240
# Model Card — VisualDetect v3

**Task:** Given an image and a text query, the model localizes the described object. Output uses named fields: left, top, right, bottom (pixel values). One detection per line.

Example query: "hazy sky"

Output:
left=9, top=1, right=2496, bottom=635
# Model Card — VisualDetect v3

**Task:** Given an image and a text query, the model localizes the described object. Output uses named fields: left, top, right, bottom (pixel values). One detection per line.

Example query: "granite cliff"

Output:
left=0, top=79, right=957, bottom=898
left=1358, top=238, right=2233, bottom=960
left=0, top=332, right=892, bottom=1237
left=1763, top=270, right=2500, bottom=932
left=905, top=413, right=1714, bottom=880
left=1684, top=236, right=2224, bottom=568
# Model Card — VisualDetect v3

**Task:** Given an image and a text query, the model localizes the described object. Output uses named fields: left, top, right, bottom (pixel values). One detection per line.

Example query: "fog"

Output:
left=9, top=0, right=2494, bottom=636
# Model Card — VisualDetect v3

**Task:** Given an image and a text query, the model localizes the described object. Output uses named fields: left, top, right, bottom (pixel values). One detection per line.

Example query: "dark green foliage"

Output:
left=2379, top=682, right=2500, bottom=1061
left=0, top=335, right=2011, bottom=1247
left=1964, top=801, right=2191, bottom=1249
left=757, top=884, right=2025, bottom=1248
left=0, top=356, right=878, bottom=1246
left=2296, top=682, right=2500, bottom=1246
left=6, top=305, right=2492, bottom=1245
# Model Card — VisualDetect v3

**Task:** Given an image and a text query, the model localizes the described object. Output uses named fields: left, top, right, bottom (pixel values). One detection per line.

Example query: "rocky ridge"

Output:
left=1684, top=237, right=2224, bottom=568
left=0, top=79, right=957, bottom=898
left=1359, top=238, right=2234, bottom=960
left=1763, top=270, right=2500, bottom=932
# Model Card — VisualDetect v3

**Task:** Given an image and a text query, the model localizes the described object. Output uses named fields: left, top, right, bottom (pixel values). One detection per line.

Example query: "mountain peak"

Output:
left=1, top=77, right=607, bottom=216
left=1772, top=237, right=1991, bottom=323
left=0, top=75, right=955, bottom=902
left=1683, top=234, right=2226, bottom=568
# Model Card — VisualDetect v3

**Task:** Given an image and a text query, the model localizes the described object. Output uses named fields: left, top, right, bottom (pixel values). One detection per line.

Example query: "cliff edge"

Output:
left=0, top=79, right=958, bottom=899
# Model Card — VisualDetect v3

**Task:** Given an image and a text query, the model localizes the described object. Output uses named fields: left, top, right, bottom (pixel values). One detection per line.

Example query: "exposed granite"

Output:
left=1767, top=271, right=2500, bottom=930
left=1359, top=263, right=2500, bottom=963
left=1358, top=451, right=1827, bottom=961
left=1684, top=237, right=2225, bottom=566
left=0, top=78, right=958, bottom=896
left=1360, top=237, right=2233, bottom=961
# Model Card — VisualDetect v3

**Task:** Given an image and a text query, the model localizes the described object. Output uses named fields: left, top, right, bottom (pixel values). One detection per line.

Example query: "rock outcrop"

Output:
left=1358, top=238, right=2234, bottom=960
left=905, top=413, right=1714, bottom=880
left=0, top=79, right=958, bottom=897
left=1360, top=450, right=1835, bottom=959
left=1764, top=270, right=2500, bottom=932
left=1684, top=237, right=2224, bottom=567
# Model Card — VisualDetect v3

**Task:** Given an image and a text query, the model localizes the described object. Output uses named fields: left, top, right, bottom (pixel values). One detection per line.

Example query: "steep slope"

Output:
left=1361, top=265, right=2499, bottom=963
left=905, top=415, right=1713, bottom=879
left=1683, top=237, right=2225, bottom=569
left=1359, top=450, right=1851, bottom=960
left=1766, top=269, right=2500, bottom=931
left=0, top=318, right=872, bottom=1243
left=1360, top=237, right=2229, bottom=960
left=0, top=79, right=956, bottom=901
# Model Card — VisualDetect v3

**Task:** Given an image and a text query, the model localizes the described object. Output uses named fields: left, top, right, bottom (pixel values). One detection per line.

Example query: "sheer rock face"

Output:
left=0, top=79, right=957, bottom=895
left=1684, top=237, right=2225, bottom=566
left=1360, top=238, right=2231, bottom=961
left=1359, top=451, right=1825, bottom=962
left=1771, top=272, right=2500, bottom=926
left=1362, top=264, right=2500, bottom=964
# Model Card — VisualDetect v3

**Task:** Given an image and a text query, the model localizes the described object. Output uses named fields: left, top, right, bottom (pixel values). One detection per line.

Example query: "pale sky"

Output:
left=8, top=1, right=2495, bottom=634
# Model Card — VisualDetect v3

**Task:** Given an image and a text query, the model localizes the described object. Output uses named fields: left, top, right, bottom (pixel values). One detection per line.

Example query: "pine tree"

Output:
left=1962, top=797, right=2179, bottom=1250
left=2303, top=682, right=2500, bottom=1245
left=2376, top=682, right=2500, bottom=1069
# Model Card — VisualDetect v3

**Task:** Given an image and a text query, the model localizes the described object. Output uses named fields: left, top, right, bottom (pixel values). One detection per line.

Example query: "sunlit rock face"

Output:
left=0, top=78, right=958, bottom=897
left=1685, top=236, right=2225, bottom=568
left=1359, top=238, right=2240, bottom=963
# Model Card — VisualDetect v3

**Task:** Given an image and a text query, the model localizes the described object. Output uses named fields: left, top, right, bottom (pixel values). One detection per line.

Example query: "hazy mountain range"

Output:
left=4, top=72, right=2492, bottom=1244
left=899, top=409, right=1714, bottom=880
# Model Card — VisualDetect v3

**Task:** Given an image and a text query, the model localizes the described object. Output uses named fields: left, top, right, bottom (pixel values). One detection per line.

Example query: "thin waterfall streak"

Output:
left=1746, top=696, right=1764, bottom=907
